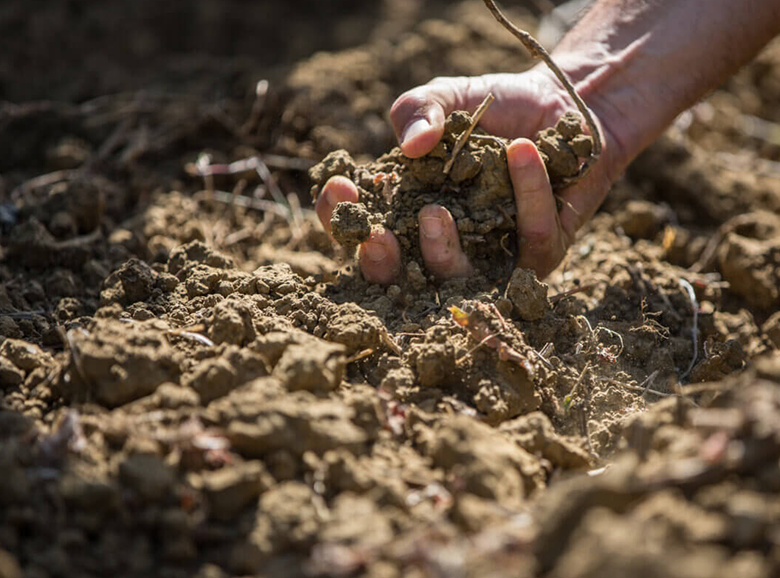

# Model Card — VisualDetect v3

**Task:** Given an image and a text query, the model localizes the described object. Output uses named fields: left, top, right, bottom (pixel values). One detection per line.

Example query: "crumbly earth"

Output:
left=310, top=109, right=593, bottom=284
left=330, top=202, right=374, bottom=250
left=1, top=2, right=780, bottom=578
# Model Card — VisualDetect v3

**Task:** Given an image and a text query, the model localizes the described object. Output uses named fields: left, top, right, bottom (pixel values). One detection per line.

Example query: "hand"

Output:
left=315, top=67, right=622, bottom=284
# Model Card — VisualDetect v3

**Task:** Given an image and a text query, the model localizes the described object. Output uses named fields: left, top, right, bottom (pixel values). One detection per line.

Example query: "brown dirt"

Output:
left=313, top=109, right=592, bottom=284
left=1, top=1, right=780, bottom=577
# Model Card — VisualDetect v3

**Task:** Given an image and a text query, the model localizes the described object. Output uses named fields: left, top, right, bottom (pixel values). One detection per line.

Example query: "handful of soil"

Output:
left=310, top=110, right=592, bottom=281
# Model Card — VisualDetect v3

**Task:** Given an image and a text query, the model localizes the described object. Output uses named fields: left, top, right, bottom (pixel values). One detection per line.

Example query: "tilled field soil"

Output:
left=1, top=1, right=780, bottom=577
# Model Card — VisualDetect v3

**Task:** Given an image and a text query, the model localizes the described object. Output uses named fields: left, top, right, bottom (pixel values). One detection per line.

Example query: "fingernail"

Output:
left=509, top=142, right=537, bottom=169
left=420, top=216, right=443, bottom=240
left=363, top=241, right=388, bottom=262
left=401, top=118, right=431, bottom=146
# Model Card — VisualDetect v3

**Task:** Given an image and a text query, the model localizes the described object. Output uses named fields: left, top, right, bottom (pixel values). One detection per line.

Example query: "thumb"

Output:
left=390, top=77, right=488, bottom=158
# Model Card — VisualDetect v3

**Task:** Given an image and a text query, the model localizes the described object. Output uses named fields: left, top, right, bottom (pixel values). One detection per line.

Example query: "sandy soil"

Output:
left=1, top=1, right=780, bottom=577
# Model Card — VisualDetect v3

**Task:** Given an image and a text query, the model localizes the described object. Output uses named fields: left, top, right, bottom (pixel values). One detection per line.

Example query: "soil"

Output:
left=1, top=1, right=780, bottom=578
left=313, top=108, right=592, bottom=283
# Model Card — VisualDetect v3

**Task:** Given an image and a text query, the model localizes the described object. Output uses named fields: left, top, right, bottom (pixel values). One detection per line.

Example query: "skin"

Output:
left=315, top=0, right=780, bottom=284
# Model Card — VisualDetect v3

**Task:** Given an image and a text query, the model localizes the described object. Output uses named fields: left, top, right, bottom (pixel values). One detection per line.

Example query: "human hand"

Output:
left=315, top=66, right=623, bottom=284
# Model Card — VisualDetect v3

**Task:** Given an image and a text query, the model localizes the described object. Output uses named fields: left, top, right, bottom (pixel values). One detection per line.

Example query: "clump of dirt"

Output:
left=330, top=202, right=374, bottom=250
left=537, top=111, right=594, bottom=184
left=310, top=109, right=592, bottom=284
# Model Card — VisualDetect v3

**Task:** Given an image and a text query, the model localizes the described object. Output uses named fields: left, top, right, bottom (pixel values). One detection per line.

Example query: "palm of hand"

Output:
left=316, top=68, right=615, bottom=284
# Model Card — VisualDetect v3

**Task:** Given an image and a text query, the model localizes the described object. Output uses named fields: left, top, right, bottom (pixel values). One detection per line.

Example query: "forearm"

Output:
left=549, top=0, right=780, bottom=170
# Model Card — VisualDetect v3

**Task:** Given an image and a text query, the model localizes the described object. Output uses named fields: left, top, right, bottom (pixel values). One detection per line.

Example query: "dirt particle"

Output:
left=330, top=202, right=372, bottom=249
left=59, top=319, right=182, bottom=407
left=555, top=111, right=584, bottom=140
left=571, top=133, right=594, bottom=158
left=689, top=339, right=746, bottom=382
left=168, top=240, right=234, bottom=276
left=208, top=299, right=257, bottom=346
left=506, top=268, right=550, bottom=321
left=536, top=130, right=580, bottom=180
left=762, top=312, right=780, bottom=348
left=499, top=411, right=593, bottom=469
left=119, top=453, right=175, bottom=501
left=308, top=149, right=356, bottom=187
left=273, top=340, right=347, bottom=393
left=0, top=338, right=53, bottom=373
left=423, top=415, right=543, bottom=506
left=183, top=345, right=269, bottom=404
left=615, top=200, right=672, bottom=239
left=0, top=358, right=24, bottom=388
left=325, top=303, right=387, bottom=353
left=198, top=461, right=274, bottom=521
left=116, top=258, right=158, bottom=304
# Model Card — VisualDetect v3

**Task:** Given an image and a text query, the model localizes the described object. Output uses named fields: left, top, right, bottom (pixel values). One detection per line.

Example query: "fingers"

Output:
left=390, top=72, right=556, bottom=159
left=418, top=205, right=472, bottom=279
left=316, top=177, right=403, bottom=285
left=358, top=228, right=403, bottom=285
left=391, top=77, right=488, bottom=158
left=315, top=176, right=359, bottom=236
left=507, top=138, right=568, bottom=279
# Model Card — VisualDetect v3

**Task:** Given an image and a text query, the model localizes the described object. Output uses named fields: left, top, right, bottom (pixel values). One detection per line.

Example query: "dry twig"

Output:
left=550, top=282, right=598, bottom=304
left=443, top=93, right=495, bottom=175
left=678, top=278, right=699, bottom=380
left=564, top=361, right=591, bottom=410
left=0, top=310, right=46, bottom=319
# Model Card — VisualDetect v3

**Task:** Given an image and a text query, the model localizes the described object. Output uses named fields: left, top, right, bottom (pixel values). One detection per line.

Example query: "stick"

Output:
left=481, top=0, right=602, bottom=185
left=240, top=79, right=269, bottom=136
left=443, top=93, right=495, bottom=175
left=678, top=279, right=699, bottom=380
left=195, top=190, right=291, bottom=217
left=0, top=310, right=46, bottom=319
left=606, top=378, right=671, bottom=398
left=185, top=154, right=313, bottom=177
left=639, top=369, right=661, bottom=399
left=549, top=282, right=598, bottom=304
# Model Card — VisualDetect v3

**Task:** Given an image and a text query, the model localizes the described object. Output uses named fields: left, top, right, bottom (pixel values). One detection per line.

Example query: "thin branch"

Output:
left=550, top=282, right=598, bottom=304
left=444, top=93, right=495, bottom=175
left=678, top=278, right=699, bottom=380
left=482, top=0, right=602, bottom=187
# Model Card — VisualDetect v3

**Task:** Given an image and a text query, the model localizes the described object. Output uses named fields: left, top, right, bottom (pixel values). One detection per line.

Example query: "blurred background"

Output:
left=0, top=0, right=576, bottom=102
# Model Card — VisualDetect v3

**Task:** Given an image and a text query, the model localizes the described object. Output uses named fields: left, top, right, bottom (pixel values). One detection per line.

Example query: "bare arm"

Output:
left=554, top=0, right=780, bottom=170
